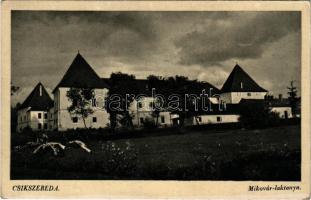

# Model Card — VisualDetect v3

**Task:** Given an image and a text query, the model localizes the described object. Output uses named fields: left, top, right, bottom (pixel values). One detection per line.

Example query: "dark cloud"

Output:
left=11, top=11, right=301, bottom=105
left=175, top=12, right=301, bottom=65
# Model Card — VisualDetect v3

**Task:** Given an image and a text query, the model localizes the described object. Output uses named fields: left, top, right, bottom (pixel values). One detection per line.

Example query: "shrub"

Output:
left=142, top=118, right=158, bottom=129
left=239, top=102, right=281, bottom=129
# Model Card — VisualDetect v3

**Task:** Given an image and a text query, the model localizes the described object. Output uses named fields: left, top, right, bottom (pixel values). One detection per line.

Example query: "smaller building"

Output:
left=17, top=82, right=54, bottom=132
left=267, top=96, right=293, bottom=119
left=220, top=64, right=267, bottom=104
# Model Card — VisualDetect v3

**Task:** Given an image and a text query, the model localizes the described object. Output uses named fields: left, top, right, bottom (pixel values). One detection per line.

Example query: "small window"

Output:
left=38, top=123, right=42, bottom=129
left=72, top=117, right=78, bottom=123
left=217, top=116, right=222, bottom=122
left=38, top=113, right=42, bottom=119
left=44, top=113, right=47, bottom=119
left=198, top=117, right=202, bottom=122
left=138, top=102, right=143, bottom=108
left=149, top=102, right=153, bottom=108
left=93, top=117, right=97, bottom=123
left=161, top=116, right=165, bottom=123
left=247, top=92, right=251, bottom=96
left=240, top=82, right=243, bottom=89
left=44, top=123, right=47, bottom=129
left=140, top=117, right=144, bottom=124
left=50, top=113, right=53, bottom=118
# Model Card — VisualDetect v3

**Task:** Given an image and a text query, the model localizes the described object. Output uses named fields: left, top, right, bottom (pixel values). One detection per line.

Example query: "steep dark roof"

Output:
left=221, top=64, right=267, bottom=93
left=53, top=53, right=109, bottom=93
left=19, top=82, right=53, bottom=111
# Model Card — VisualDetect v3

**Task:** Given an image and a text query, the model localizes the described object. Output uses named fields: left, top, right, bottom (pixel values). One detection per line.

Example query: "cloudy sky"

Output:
left=11, top=11, right=301, bottom=106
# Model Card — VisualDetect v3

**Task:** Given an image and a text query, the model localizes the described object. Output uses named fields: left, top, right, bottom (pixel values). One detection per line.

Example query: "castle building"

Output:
left=16, top=54, right=294, bottom=132
left=17, top=82, right=53, bottom=132
left=52, top=53, right=110, bottom=131
left=220, top=64, right=268, bottom=104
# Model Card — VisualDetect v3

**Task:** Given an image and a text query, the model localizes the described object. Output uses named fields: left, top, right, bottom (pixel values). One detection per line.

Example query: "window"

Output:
left=138, top=102, right=143, bottom=108
left=149, top=102, right=153, bottom=108
left=240, top=82, right=243, bottom=89
left=140, top=117, right=144, bottom=124
left=44, top=123, right=47, bottom=129
left=92, top=98, right=97, bottom=107
left=72, top=117, right=78, bottom=123
left=247, top=92, right=251, bottom=96
left=20, top=116, right=22, bottom=122
left=198, top=117, right=202, bottom=122
left=38, top=123, right=42, bottom=129
left=93, top=117, right=97, bottom=123
left=161, top=116, right=165, bottom=123
left=217, top=116, right=222, bottom=122
left=38, top=113, right=42, bottom=119
left=50, top=113, right=53, bottom=119
left=44, top=113, right=47, bottom=119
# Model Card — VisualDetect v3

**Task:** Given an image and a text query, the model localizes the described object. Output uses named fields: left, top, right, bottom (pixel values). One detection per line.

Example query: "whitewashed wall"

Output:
left=271, top=107, right=293, bottom=119
left=17, top=109, right=49, bottom=132
left=220, top=92, right=267, bottom=104
left=192, top=114, right=240, bottom=125
left=54, top=87, right=110, bottom=131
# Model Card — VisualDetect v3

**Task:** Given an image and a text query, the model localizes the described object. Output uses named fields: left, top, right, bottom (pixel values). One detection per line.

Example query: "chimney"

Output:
left=279, top=94, right=282, bottom=100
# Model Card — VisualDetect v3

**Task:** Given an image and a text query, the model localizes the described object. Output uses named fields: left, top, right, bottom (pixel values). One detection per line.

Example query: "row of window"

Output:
left=197, top=116, right=222, bottom=122
left=71, top=117, right=97, bottom=123
left=38, top=123, right=48, bottom=130
left=20, top=112, right=53, bottom=122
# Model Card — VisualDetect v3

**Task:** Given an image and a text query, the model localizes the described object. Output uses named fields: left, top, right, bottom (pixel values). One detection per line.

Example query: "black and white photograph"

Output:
left=1, top=1, right=310, bottom=198
left=9, top=10, right=303, bottom=182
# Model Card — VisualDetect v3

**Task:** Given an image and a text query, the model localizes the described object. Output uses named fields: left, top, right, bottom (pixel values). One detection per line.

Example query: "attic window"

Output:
left=240, top=82, right=243, bottom=89
left=39, top=85, right=42, bottom=96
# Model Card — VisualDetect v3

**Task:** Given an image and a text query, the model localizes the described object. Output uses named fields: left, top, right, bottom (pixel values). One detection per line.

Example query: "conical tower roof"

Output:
left=20, top=82, right=53, bottom=111
left=53, top=53, right=109, bottom=92
left=221, top=64, right=267, bottom=93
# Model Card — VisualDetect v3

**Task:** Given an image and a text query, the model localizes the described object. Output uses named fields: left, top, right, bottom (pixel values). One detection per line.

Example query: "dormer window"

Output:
left=240, top=82, right=243, bottom=89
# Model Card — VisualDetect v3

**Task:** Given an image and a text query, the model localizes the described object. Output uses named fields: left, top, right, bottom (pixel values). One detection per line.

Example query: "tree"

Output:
left=147, top=75, right=203, bottom=127
left=106, top=72, right=139, bottom=130
left=239, top=101, right=280, bottom=128
left=11, top=83, right=20, bottom=96
left=11, top=83, right=20, bottom=132
left=287, top=80, right=299, bottom=116
left=66, top=87, right=94, bottom=128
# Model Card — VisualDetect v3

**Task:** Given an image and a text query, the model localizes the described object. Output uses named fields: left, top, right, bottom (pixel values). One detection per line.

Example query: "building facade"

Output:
left=17, top=54, right=294, bottom=132
left=17, top=83, right=53, bottom=132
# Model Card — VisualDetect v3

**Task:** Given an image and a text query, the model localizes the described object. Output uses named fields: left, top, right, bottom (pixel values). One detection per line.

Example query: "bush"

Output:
left=142, top=118, right=158, bottom=129
left=239, top=102, right=281, bottom=129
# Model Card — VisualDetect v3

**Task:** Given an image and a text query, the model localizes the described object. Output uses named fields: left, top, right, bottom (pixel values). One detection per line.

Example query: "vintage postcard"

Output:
left=1, top=1, right=310, bottom=199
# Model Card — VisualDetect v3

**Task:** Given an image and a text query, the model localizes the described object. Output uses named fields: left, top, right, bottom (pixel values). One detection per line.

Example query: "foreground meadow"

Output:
left=11, top=124, right=300, bottom=180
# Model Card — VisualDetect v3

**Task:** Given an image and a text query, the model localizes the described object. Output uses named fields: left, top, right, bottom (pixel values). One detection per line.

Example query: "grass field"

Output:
left=11, top=125, right=300, bottom=180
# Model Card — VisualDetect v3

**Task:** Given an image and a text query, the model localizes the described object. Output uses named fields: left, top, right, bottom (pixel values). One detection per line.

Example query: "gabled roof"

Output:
left=53, top=53, right=109, bottom=93
left=221, top=64, right=267, bottom=93
left=19, top=82, right=53, bottom=111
